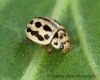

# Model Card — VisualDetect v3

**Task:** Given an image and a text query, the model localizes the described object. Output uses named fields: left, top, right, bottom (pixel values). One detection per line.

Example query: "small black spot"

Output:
left=59, top=43, right=64, bottom=50
left=27, top=27, right=44, bottom=41
left=54, top=42, right=58, bottom=45
left=43, top=25, right=52, bottom=32
left=60, top=35, right=63, bottom=39
left=54, top=32, right=58, bottom=38
left=35, top=22, right=42, bottom=28
left=30, top=20, right=33, bottom=24
left=44, top=34, right=50, bottom=40
left=64, top=33, right=67, bottom=36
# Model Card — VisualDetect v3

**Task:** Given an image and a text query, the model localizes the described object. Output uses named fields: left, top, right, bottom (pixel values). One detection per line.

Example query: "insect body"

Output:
left=25, top=17, right=70, bottom=54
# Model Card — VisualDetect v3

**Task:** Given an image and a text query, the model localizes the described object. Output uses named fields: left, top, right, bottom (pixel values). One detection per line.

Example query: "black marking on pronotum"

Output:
left=53, top=32, right=58, bottom=38
left=30, top=20, right=33, bottom=24
left=27, top=28, right=44, bottom=41
left=35, top=22, right=42, bottom=28
left=35, top=17, right=59, bottom=29
left=44, top=34, right=50, bottom=40
left=53, top=29, right=65, bottom=39
left=54, top=42, right=58, bottom=45
left=60, top=35, right=63, bottom=39
left=43, top=25, right=52, bottom=32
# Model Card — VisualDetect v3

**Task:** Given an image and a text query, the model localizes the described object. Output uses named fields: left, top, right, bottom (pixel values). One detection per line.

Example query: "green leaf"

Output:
left=0, top=0, right=100, bottom=80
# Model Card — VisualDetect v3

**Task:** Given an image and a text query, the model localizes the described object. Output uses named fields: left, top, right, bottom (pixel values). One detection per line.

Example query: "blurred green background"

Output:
left=0, top=0, right=100, bottom=80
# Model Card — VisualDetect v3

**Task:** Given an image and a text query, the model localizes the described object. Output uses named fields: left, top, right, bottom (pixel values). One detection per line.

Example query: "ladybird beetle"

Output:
left=25, top=17, right=71, bottom=54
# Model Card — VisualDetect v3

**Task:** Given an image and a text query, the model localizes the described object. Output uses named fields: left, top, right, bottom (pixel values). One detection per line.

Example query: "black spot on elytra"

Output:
left=27, top=28, right=44, bottom=41
left=35, top=22, right=42, bottom=28
left=30, top=20, right=33, bottom=24
left=27, top=27, right=32, bottom=32
left=35, top=17, right=58, bottom=29
left=44, top=34, right=50, bottom=40
left=53, top=32, right=58, bottom=38
left=54, top=42, right=58, bottom=45
left=43, top=25, right=52, bottom=32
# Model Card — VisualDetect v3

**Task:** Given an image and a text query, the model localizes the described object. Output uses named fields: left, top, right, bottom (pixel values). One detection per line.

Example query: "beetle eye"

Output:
left=59, top=43, right=64, bottom=50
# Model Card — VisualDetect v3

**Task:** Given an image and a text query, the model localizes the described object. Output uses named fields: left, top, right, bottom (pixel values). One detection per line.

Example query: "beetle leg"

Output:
left=48, top=45, right=53, bottom=55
